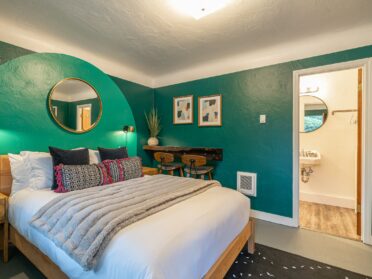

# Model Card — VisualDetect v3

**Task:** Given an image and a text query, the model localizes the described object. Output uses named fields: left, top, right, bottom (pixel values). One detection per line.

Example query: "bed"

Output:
left=0, top=155, right=255, bottom=279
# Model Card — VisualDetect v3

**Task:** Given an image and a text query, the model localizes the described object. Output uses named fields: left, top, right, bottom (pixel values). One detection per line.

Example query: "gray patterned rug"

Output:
left=225, top=244, right=371, bottom=279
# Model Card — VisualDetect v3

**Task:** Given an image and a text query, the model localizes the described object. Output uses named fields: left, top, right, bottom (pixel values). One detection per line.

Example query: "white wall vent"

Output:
left=237, top=172, right=257, bottom=197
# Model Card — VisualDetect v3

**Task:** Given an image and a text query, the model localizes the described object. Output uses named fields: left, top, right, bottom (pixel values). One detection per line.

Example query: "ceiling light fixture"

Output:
left=169, top=0, right=233, bottom=20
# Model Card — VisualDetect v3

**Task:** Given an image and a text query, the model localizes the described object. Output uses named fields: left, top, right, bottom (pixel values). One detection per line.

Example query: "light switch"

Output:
left=260, top=114, right=266, bottom=124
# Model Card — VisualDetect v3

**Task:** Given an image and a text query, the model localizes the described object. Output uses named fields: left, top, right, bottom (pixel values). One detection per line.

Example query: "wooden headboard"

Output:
left=0, top=155, right=12, bottom=196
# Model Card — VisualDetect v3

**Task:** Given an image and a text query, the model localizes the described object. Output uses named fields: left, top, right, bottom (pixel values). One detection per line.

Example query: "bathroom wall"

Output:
left=299, top=68, right=358, bottom=209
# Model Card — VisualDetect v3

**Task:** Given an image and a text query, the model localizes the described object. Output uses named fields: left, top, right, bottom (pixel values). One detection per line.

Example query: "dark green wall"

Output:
left=0, top=41, right=33, bottom=64
left=155, top=45, right=372, bottom=217
left=110, top=76, right=154, bottom=166
left=51, top=98, right=101, bottom=130
left=51, top=100, right=69, bottom=125
left=0, top=41, right=154, bottom=164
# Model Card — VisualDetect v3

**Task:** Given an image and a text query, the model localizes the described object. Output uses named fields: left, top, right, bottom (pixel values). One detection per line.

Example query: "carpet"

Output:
left=225, top=244, right=371, bottom=279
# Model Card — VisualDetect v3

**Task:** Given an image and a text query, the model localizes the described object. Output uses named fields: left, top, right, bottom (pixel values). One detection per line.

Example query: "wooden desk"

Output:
left=143, top=146, right=223, bottom=161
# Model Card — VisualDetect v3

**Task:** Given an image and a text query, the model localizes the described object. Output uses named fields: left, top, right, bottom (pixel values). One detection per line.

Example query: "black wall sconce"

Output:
left=123, top=125, right=135, bottom=146
left=123, top=125, right=135, bottom=133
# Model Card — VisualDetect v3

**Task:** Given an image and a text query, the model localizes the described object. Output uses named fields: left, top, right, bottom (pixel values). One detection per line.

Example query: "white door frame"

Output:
left=292, top=58, right=372, bottom=244
left=76, top=103, right=92, bottom=131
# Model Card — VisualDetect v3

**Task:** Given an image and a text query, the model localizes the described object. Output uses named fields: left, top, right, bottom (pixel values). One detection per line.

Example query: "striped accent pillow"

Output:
left=103, top=157, right=143, bottom=183
left=54, top=163, right=111, bottom=193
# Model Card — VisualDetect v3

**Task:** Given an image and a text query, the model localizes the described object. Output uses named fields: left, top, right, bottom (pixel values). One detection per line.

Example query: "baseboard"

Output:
left=300, top=191, right=355, bottom=209
left=364, top=233, right=372, bottom=245
left=251, top=209, right=297, bottom=227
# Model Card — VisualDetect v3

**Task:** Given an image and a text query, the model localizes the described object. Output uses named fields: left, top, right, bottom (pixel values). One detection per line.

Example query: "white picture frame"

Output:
left=198, top=94, right=222, bottom=127
left=173, top=95, right=193, bottom=124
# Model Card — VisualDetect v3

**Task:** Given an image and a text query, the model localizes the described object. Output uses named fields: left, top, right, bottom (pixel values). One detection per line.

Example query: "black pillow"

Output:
left=98, top=147, right=128, bottom=161
left=49, top=147, right=90, bottom=190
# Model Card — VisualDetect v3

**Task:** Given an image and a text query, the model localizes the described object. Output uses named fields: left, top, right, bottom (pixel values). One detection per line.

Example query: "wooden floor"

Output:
left=299, top=201, right=360, bottom=241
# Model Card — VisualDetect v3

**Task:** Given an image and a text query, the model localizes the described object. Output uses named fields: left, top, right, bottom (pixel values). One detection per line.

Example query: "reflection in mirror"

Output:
left=49, top=78, right=102, bottom=133
left=300, top=95, right=328, bottom=133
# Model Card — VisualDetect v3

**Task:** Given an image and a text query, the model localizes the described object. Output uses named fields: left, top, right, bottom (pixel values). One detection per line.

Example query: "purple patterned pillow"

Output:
left=54, top=163, right=111, bottom=193
left=103, top=157, right=143, bottom=183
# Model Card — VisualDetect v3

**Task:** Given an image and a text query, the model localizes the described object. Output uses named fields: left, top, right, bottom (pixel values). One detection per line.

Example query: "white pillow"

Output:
left=14, top=149, right=98, bottom=191
left=8, top=153, right=32, bottom=196
left=89, top=149, right=101, bottom=164
left=22, top=151, right=54, bottom=190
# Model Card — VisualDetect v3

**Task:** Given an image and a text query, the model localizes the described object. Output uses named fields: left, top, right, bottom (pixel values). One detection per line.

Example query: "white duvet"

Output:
left=8, top=176, right=250, bottom=279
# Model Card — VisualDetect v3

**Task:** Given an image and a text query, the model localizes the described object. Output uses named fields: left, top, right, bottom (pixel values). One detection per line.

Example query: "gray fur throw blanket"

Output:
left=30, top=175, right=219, bottom=270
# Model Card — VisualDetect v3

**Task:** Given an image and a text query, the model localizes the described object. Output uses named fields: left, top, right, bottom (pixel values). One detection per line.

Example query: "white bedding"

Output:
left=8, top=176, right=250, bottom=279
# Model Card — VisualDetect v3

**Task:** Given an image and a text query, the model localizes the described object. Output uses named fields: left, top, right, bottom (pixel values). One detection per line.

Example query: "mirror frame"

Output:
left=48, top=77, right=103, bottom=134
left=300, top=95, right=328, bottom=133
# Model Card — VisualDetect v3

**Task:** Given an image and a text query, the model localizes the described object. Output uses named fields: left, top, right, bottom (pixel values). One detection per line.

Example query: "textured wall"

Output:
left=0, top=41, right=33, bottom=64
left=110, top=76, right=154, bottom=166
left=0, top=41, right=155, bottom=164
left=0, top=52, right=137, bottom=155
left=155, top=45, right=372, bottom=217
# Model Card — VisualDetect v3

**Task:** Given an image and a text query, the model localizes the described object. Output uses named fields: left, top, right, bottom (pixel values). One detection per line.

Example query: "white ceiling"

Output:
left=1, top=0, right=372, bottom=87
left=52, top=79, right=98, bottom=102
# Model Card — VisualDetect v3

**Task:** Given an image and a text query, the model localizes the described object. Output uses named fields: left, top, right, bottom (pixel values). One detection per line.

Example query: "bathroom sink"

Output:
left=300, top=150, right=321, bottom=167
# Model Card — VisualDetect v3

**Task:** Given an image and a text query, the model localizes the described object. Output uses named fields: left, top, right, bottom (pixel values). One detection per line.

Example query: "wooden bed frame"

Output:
left=0, top=155, right=255, bottom=279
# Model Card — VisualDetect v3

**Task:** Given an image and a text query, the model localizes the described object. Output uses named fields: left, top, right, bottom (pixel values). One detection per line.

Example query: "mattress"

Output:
left=8, top=176, right=250, bottom=279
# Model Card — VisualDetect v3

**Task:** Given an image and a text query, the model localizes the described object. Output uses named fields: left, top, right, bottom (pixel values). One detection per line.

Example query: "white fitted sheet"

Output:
left=8, top=177, right=250, bottom=279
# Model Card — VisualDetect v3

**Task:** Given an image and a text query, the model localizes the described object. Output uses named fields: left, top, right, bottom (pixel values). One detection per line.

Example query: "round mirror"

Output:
left=49, top=78, right=102, bottom=133
left=300, top=95, right=328, bottom=133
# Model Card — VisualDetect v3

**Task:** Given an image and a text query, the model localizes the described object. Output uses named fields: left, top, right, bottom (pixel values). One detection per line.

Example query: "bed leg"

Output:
left=247, top=219, right=255, bottom=254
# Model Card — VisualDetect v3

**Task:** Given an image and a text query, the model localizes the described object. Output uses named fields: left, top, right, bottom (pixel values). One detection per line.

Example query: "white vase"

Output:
left=148, top=137, right=159, bottom=146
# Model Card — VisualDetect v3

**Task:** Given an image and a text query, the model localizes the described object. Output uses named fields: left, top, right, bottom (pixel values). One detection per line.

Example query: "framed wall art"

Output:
left=198, top=94, right=222, bottom=127
left=173, top=95, right=193, bottom=124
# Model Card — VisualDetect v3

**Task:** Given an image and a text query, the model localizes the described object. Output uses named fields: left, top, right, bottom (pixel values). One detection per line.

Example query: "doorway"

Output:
left=298, top=68, right=361, bottom=240
left=76, top=104, right=92, bottom=132
left=292, top=59, right=372, bottom=244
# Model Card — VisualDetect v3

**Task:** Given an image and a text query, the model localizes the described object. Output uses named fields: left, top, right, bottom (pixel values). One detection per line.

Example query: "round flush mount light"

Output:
left=168, top=0, right=233, bottom=20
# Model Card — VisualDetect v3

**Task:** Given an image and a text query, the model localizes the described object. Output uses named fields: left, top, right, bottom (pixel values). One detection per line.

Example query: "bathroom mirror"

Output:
left=300, top=95, right=328, bottom=133
left=48, top=78, right=102, bottom=133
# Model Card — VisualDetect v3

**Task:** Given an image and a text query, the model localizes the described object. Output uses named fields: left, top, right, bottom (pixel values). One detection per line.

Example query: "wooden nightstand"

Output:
left=0, top=193, right=8, bottom=263
left=142, top=167, right=159, bottom=176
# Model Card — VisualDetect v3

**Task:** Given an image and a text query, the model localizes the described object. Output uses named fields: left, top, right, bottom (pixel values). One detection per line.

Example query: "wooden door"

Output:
left=81, top=107, right=91, bottom=131
left=357, top=68, right=362, bottom=236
